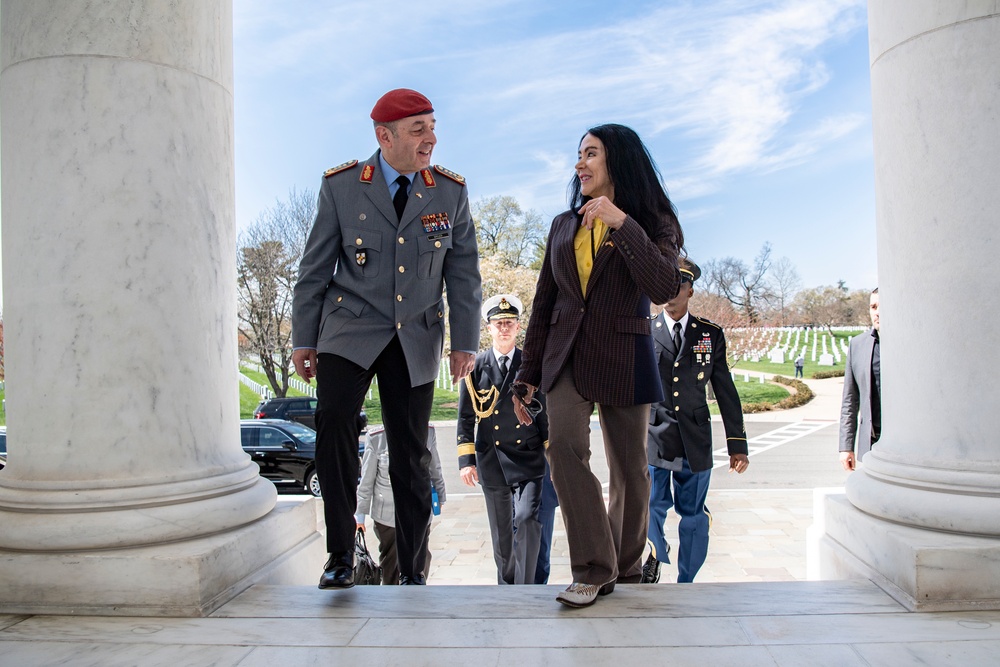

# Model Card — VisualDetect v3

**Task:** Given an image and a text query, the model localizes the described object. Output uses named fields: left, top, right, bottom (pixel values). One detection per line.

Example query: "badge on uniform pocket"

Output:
left=356, top=250, right=367, bottom=266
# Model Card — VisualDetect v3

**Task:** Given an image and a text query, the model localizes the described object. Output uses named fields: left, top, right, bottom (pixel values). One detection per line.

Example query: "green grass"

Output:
left=730, top=329, right=862, bottom=378
left=240, top=367, right=311, bottom=397
left=238, top=367, right=460, bottom=423
left=731, top=357, right=842, bottom=377
left=363, top=385, right=461, bottom=424
left=710, top=377, right=790, bottom=415
left=0, top=388, right=5, bottom=426
left=239, top=383, right=263, bottom=419
left=239, top=367, right=793, bottom=424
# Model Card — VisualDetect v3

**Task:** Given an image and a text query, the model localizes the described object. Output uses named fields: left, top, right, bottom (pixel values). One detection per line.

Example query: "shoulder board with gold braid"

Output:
left=323, top=159, right=358, bottom=178
left=693, top=315, right=722, bottom=330
left=433, top=164, right=465, bottom=184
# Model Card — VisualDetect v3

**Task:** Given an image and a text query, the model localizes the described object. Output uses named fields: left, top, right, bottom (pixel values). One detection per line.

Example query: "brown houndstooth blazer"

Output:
left=517, top=210, right=681, bottom=406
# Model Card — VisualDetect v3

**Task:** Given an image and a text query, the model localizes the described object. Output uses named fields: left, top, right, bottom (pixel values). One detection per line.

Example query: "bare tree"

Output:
left=791, top=281, right=871, bottom=335
left=703, top=243, right=774, bottom=324
left=766, top=256, right=802, bottom=325
left=689, top=292, right=744, bottom=330
left=237, top=188, right=316, bottom=397
left=472, top=195, right=547, bottom=269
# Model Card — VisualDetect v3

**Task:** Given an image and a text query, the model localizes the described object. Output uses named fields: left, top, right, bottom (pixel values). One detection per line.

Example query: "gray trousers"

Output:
left=373, top=520, right=432, bottom=585
left=481, top=478, right=543, bottom=585
left=545, top=365, right=650, bottom=586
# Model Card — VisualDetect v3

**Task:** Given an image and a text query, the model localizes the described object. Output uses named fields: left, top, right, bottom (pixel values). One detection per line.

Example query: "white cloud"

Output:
left=235, top=0, right=871, bottom=250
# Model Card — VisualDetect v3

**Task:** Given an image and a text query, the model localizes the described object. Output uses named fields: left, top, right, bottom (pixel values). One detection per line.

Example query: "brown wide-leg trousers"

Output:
left=545, top=365, right=651, bottom=586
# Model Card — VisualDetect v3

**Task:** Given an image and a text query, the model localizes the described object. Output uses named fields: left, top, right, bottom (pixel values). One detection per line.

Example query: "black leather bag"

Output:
left=353, top=527, right=382, bottom=585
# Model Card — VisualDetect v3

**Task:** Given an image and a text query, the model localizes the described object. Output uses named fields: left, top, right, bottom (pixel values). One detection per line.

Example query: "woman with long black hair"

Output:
left=513, top=124, right=684, bottom=607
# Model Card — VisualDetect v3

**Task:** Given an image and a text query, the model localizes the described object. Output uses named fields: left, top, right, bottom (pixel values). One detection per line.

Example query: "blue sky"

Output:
left=234, top=0, right=877, bottom=290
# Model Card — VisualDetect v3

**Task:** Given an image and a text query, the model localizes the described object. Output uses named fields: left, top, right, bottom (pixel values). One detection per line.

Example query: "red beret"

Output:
left=370, top=88, right=434, bottom=123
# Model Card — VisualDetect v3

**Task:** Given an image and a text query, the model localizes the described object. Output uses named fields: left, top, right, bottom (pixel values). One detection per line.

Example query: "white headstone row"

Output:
left=238, top=373, right=272, bottom=400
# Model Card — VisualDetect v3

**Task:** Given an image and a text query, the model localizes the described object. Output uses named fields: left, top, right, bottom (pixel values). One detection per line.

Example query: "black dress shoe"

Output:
left=319, top=552, right=355, bottom=589
left=641, top=553, right=661, bottom=584
left=399, top=574, right=426, bottom=585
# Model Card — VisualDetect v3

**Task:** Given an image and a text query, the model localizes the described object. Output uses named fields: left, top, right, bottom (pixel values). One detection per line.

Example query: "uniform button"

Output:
left=673, top=377, right=679, bottom=382
left=673, top=391, right=679, bottom=397
left=674, top=405, right=680, bottom=411
left=397, top=323, right=402, bottom=329
left=493, top=410, right=499, bottom=415
left=396, top=295, right=403, bottom=302
left=495, top=441, right=500, bottom=446
left=355, top=237, right=363, bottom=245
left=434, top=241, right=442, bottom=248
left=515, top=424, right=520, bottom=429
left=437, top=311, right=443, bottom=318
left=337, top=296, right=343, bottom=302
left=516, top=439, right=522, bottom=444
left=398, top=266, right=405, bottom=273
left=580, top=307, right=585, bottom=313
left=494, top=425, right=499, bottom=430
left=398, top=237, right=405, bottom=244
left=674, top=362, right=680, bottom=367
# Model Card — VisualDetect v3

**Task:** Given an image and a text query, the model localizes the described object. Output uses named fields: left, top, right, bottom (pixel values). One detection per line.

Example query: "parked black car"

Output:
left=240, top=419, right=366, bottom=497
left=241, top=419, right=324, bottom=496
left=253, top=397, right=368, bottom=434
left=0, top=426, right=6, bottom=470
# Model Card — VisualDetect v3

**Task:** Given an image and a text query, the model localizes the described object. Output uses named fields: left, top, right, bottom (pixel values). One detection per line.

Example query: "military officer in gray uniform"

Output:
left=642, top=258, right=748, bottom=584
left=458, top=294, right=548, bottom=585
left=292, top=88, right=481, bottom=588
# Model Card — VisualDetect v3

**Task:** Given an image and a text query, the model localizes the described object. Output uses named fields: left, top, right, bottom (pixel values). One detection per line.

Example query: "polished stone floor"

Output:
left=3, top=580, right=1000, bottom=666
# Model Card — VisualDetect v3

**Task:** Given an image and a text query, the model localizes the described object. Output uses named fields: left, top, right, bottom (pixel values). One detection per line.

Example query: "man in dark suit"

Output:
left=292, top=88, right=481, bottom=588
left=642, top=259, right=749, bottom=584
left=458, top=294, right=548, bottom=584
left=840, top=287, right=881, bottom=470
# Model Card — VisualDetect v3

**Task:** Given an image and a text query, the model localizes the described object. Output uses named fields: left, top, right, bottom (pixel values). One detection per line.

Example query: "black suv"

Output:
left=241, top=419, right=324, bottom=496
left=253, top=397, right=368, bottom=434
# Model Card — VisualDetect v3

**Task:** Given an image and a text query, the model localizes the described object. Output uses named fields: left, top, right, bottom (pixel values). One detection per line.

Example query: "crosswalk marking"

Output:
left=712, top=421, right=833, bottom=469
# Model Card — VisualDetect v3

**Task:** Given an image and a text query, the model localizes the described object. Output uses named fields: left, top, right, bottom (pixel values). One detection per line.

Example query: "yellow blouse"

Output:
left=574, top=217, right=608, bottom=296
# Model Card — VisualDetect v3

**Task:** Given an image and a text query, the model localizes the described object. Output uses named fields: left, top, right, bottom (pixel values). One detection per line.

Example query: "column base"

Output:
left=815, top=493, right=1000, bottom=611
left=0, top=498, right=326, bottom=617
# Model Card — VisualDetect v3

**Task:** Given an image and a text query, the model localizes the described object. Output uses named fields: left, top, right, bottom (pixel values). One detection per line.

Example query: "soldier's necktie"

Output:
left=499, top=355, right=509, bottom=378
left=672, top=322, right=682, bottom=355
left=392, top=175, right=409, bottom=221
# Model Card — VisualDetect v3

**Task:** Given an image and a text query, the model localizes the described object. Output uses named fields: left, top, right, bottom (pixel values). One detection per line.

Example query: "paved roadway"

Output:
left=431, top=417, right=849, bottom=498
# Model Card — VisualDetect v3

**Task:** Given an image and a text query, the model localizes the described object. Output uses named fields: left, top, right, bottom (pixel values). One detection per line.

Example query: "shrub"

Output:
left=812, top=370, right=845, bottom=379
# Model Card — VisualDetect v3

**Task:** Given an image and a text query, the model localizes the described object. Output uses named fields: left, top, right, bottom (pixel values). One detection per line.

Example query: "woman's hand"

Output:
left=511, top=382, right=538, bottom=426
left=579, top=196, right=627, bottom=230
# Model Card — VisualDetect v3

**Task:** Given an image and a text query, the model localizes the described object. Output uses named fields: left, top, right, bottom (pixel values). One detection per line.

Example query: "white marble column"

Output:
left=816, top=1, right=1000, bottom=610
left=0, top=1, right=323, bottom=615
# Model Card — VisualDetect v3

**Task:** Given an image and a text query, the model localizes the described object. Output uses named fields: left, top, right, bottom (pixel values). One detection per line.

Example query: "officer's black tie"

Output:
left=393, top=175, right=409, bottom=221
left=672, top=322, right=682, bottom=355
left=499, top=355, right=509, bottom=378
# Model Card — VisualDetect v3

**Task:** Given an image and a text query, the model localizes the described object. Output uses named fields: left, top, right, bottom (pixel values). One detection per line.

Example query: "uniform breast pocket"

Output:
left=417, top=232, right=452, bottom=279
left=344, top=227, right=381, bottom=278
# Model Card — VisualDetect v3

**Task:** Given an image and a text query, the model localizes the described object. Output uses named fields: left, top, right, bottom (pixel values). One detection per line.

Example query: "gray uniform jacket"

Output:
left=840, top=328, right=877, bottom=461
left=356, top=426, right=446, bottom=527
left=292, top=150, right=482, bottom=386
